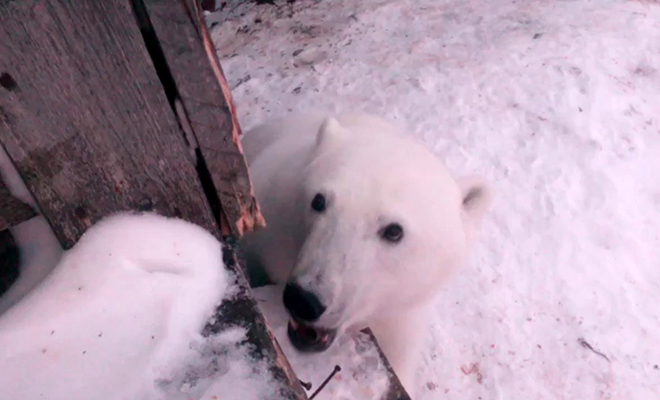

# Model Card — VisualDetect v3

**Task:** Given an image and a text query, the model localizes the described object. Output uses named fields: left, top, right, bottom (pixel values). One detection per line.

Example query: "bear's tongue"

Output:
left=290, top=319, right=327, bottom=342
left=287, top=319, right=336, bottom=352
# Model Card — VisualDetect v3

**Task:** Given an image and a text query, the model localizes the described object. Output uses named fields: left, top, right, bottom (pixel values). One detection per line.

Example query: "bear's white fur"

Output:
left=240, top=113, right=492, bottom=396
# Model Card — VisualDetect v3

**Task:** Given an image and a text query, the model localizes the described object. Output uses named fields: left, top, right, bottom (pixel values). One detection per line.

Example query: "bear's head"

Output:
left=283, top=116, right=493, bottom=353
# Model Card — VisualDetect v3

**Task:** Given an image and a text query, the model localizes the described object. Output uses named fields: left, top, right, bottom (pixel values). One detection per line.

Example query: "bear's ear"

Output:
left=457, top=175, right=493, bottom=229
left=315, top=117, right=349, bottom=148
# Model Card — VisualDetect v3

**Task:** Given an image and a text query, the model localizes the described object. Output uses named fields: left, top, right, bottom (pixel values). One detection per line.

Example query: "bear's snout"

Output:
left=283, top=282, right=326, bottom=322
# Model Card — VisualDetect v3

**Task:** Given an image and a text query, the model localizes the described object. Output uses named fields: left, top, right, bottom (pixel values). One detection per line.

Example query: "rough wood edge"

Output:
left=203, top=243, right=309, bottom=399
left=361, top=328, right=413, bottom=400
left=181, top=0, right=266, bottom=237
left=134, top=1, right=304, bottom=396
left=190, top=0, right=267, bottom=235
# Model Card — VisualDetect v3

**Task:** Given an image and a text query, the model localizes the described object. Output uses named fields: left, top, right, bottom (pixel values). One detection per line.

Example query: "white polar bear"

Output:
left=239, top=113, right=492, bottom=397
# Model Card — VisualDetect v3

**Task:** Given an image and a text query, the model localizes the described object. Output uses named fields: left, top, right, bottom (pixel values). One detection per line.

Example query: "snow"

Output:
left=252, top=285, right=392, bottom=400
left=0, top=212, right=277, bottom=400
left=154, top=325, right=281, bottom=400
left=209, top=0, right=660, bottom=399
left=1, top=1, right=659, bottom=398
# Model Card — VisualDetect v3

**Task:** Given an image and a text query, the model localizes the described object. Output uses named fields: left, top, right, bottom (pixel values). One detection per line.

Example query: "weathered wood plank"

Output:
left=362, top=328, right=412, bottom=400
left=0, top=172, right=36, bottom=231
left=206, top=244, right=309, bottom=399
left=142, top=0, right=265, bottom=238
left=0, top=1, right=307, bottom=398
left=0, top=0, right=219, bottom=248
left=135, top=1, right=304, bottom=397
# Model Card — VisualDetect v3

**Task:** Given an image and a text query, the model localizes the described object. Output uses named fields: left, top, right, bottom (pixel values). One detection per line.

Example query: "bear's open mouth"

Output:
left=287, top=319, right=337, bottom=352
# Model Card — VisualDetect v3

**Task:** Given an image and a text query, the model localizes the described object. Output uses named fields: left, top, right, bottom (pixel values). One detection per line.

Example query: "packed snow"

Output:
left=154, top=324, right=282, bottom=400
left=0, top=212, right=277, bottom=400
left=208, top=0, right=660, bottom=399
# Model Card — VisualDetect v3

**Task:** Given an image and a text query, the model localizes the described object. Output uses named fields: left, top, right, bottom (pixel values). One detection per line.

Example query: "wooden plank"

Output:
left=0, top=0, right=219, bottom=248
left=206, top=245, right=308, bottom=399
left=139, top=0, right=265, bottom=238
left=0, top=172, right=36, bottom=231
left=362, top=328, right=412, bottom=400
left=135, top=1, right=305, bottom=397
left=0, top=1, right=307, bottom=398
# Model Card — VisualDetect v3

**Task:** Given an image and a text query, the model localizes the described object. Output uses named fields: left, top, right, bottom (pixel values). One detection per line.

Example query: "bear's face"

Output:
left=283, top=118, right=492, bottom=353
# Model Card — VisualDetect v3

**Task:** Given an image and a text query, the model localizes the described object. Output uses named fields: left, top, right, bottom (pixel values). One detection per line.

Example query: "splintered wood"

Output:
left=0, top=0, right=299, bottom=398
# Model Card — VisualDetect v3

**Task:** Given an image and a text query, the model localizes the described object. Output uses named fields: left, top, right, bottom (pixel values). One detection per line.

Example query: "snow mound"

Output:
left=0, top=212, right=251, bottom=400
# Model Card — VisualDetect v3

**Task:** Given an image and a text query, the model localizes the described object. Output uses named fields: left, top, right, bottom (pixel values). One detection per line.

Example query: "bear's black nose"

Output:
left=283, top=282, right=326, bottom=322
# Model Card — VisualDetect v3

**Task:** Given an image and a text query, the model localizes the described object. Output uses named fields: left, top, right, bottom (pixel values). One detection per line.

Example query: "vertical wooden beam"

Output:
left=137, top=0, right=265, bottom=239
left=362, top=328, right=413, bottom=400
left=132, top=1, right=304, bottom=397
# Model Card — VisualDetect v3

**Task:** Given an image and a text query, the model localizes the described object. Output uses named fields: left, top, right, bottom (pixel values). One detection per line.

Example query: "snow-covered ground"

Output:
left=1, top=0, right=659, bottom=399
left=209, top=0, right=660, bottom=399
left=0, top=213, right=278, bottom=400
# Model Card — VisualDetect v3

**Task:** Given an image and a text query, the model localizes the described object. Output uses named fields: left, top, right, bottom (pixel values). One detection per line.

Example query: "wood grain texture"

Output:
left=144, top=0, right=265, bottom=238
left=361, top=328, right=413, bottom=400
left=0, top=172, right=36, bottom=231
left=0, top=0, right=219, bottom=248
left=0, top=1, right=307, bottom=398
left=205, top=245, right=309, bottom=399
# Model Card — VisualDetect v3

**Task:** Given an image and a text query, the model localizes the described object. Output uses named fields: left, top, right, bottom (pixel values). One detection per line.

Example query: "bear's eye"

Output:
left=310, top=193, right=326, bottom=213
left=380, top=223, right=404, bottom=243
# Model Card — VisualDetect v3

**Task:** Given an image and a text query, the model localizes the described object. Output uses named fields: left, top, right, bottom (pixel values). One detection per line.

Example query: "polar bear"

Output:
left=239, top=113, right=492, bottom=396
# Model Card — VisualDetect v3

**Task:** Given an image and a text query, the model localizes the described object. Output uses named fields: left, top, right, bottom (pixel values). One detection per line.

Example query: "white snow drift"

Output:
left=0, top=213, right=233, bottom=400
